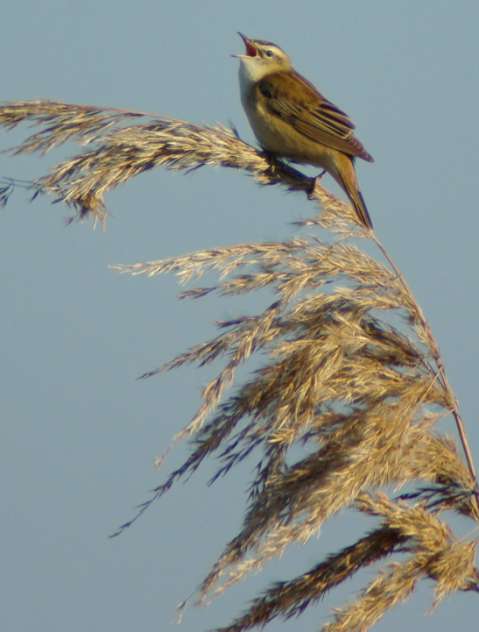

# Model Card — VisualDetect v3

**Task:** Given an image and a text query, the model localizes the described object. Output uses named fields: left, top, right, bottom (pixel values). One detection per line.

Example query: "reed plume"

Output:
left=1, top=99, right=478, bottom=631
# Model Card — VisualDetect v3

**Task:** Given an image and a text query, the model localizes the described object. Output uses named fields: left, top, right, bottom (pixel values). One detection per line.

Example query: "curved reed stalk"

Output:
left=1, top=100, right=478, bottom=631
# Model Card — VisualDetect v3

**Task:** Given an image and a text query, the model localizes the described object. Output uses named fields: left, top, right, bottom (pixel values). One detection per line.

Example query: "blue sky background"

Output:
left=1, top=2, right=478, bottom=630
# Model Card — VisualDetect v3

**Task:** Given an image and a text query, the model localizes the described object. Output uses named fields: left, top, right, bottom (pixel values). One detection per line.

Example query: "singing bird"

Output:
left=234, top=33, right=374, bottom=229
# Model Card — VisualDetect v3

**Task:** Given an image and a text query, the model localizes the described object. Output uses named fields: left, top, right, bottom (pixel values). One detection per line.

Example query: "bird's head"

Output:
left=233, top=33, right=292, bottom=82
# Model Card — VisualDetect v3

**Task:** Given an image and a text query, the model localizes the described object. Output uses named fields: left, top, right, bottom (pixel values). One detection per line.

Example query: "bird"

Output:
left=233, top=33, right=374, bottom=229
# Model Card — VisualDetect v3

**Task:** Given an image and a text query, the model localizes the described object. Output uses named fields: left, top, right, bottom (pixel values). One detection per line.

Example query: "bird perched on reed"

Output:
left=234, top=33, right=374, bottom=229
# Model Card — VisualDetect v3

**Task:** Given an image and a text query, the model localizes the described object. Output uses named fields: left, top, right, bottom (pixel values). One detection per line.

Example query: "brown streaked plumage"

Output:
left=234, top=33, right=374, bottom=229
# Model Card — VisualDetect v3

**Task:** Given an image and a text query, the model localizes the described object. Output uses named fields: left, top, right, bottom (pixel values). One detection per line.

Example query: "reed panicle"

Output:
left=0, top=100, right=318, bottom=225
left=1, top=99, right=477, bottom=630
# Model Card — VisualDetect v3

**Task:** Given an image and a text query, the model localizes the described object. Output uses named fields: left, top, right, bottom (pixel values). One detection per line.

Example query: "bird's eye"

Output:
left=265, top=50, right=274, bottom=58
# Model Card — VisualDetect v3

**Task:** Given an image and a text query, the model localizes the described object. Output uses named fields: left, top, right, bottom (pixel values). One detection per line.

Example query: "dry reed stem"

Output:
left=1, top=99, right=477, bottom=630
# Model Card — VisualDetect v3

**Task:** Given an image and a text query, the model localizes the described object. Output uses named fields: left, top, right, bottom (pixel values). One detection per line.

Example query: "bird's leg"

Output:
left=262, top=150, right=281, bottom=168
left=261, top=151, right=321, bottom=196
left=308, top=170, right=327, bottom=199
left=262, top=151, right=294, bottom=179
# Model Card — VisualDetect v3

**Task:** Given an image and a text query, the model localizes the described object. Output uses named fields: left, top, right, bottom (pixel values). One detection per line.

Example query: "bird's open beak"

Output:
left=231, top=32, right=258, bottom=58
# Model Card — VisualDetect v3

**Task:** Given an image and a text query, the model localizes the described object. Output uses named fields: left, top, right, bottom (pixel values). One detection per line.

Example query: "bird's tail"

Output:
left=334, top=157, right=373, bottom=230
left=351, top=189, right=373, bottom=230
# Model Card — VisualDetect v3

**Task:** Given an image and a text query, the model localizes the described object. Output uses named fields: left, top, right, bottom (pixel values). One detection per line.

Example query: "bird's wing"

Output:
left=257, top=71, right=373, bottom=162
